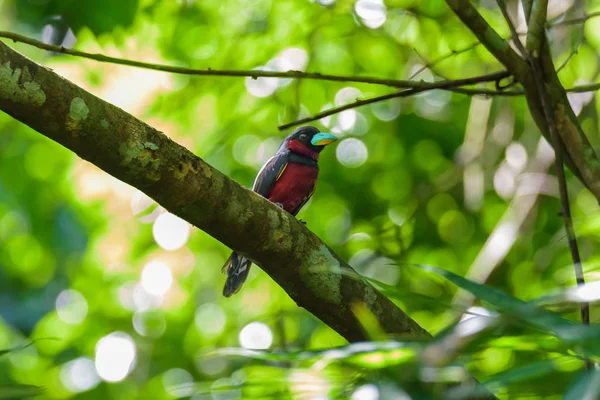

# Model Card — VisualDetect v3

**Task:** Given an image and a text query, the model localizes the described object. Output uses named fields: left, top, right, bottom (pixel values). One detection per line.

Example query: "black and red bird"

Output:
left=221, top=126, right=338, bottom=297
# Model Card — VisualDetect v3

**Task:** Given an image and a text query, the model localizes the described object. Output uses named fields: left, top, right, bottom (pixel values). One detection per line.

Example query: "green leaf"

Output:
left=414, top=264, right=600, bottom=352
left=483, top=358, right=564, bottom=389
left=564, top=369, right=600, bottom=400
left=0, top=384, right=44, bottom=399
left=0, top=342, right=34, bottom=357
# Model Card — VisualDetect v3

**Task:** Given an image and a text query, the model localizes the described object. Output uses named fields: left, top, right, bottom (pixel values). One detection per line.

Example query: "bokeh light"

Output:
left=505, top=142, right=528, bottom=172
left=162, top=368, right=194, bottom=398
left=130, top=190, right=158, bottom=223
left=245, top=67, right=279, bottom=98
left=268, top=48, right=309, bottom=87
left=211, top=377, right=242, bottom=400
left=56, top=289, right=88, bottom=325
left=60, top=357, right=101, bottom=393
left=233, top=134, right=263, bottom=167
left=335, top=87, right=362, bottom=106
left=141, top=260, right=173, bottom=296
left=153, top=213, right=190, bottom=251
left=197, top=355, right=229, bottom=376
left=494, top=164, right=516, bottom=200
left=371, top=99, right=401, bottom=121
left=289, top=370, right=330, bottom=398
left=351, top=384, right=379, bottom=400
left=354, top=0, right=387, bottom=29
left=195, top=303, right=227, bottom=336
left=239, top=322, right=273, bottom=350
left=336, top=138, right=368, bottom=168
left=133, top=282, right=164, bottom=312
left=133, top=311, right=166, bottom=338
left=94, top=332, right=137, bottom=382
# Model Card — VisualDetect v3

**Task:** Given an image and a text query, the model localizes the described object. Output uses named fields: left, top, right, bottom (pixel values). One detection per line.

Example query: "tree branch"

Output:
left=445, top=0, right=600, bottom=204
left=409, top=10, right=600, bottom=80
left=0, top=31, right=504, bottom=92
left=3, top=29, right=600, bottom=108
left=523, top=15, right=591, bottom=373
left=408, top=42, right=479, bottom=80
left=279, top=71, right=511, bottom=130
left=279, top=77, right=600, bottom=131
left=526, top=0, right=548, bottom=56
left=555, top=28, right=585, bottom=74
left=0, top=40, right=431, bottom=343
left=551, top=11, right=600, bottom=27
left=496, top=0, right=527, bottom=57
left=445, top=0, right=529, bottom=80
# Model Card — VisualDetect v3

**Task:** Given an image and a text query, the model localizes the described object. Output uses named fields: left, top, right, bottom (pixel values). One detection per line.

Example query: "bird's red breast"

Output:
left=268, top=162, right=318, bottom=214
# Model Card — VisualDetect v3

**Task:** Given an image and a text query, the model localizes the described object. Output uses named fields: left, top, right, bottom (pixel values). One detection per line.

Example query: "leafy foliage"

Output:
left=2, top=0, right=600, bottom=398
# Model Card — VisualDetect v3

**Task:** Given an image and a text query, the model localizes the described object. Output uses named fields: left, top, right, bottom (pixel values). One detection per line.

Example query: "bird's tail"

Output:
left=221, top=252, right=252, bottom=297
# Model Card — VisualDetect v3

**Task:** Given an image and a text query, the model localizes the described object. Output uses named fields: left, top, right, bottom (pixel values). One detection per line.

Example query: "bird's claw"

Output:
left=274, top=202, right=284, bottom=209
left=299, top=219, right=307, bottom=225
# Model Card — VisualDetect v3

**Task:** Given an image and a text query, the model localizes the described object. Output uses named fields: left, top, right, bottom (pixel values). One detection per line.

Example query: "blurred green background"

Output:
left=2, top=0, right=600, bottom=398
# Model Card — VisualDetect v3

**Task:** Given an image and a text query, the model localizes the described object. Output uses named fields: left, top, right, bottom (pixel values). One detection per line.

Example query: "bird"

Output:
left=221, top=126, right=338, bottom=297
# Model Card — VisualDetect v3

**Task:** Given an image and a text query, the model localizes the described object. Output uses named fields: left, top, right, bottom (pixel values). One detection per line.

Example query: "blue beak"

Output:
left=311, top=132, right=338, bottom=146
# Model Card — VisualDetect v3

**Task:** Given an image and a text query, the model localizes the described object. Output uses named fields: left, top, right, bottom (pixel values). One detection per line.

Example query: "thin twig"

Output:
left=2, top=30, right=600, bottom=96
left=497, top=0, right=528, bottom=57
left=0, top=30, right=502, bottom=92
left=551, top=11, right=600, bottom=27
left=555, top=26, right=585, bottom=74
left=278, top=71, right=511, bottom=130
left=409, top=42, right=480, bottom=80
left=565, top=82, right=600, bottom=93
left=279, top=76, right=600, bottom=130
left=411, top=47, right=452, bottom=80
left=446, top=0, right=528, bottom=77
left=409, top=10, right=600, bottom=81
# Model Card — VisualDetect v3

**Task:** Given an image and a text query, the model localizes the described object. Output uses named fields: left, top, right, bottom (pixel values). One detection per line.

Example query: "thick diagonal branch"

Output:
left=0, top=40, right=430, bottom=343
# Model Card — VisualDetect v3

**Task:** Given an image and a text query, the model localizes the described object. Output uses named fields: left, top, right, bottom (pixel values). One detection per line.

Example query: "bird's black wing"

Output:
left=291, top=183, right=316, bottom=216
left=252, top=154, right=288, bottom=197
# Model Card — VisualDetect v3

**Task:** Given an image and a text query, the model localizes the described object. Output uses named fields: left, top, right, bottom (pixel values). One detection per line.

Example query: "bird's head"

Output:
left=285, top=126, right=337, bottom=158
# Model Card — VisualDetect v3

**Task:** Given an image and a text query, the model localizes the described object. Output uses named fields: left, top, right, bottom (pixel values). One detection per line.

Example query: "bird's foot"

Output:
left=299, top=219, right=307, bottom=225
left=274, top=202, right=284, bottom=209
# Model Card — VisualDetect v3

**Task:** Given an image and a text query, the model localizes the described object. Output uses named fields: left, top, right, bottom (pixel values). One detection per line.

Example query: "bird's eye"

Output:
left=299, top=134, right=307, bottom=140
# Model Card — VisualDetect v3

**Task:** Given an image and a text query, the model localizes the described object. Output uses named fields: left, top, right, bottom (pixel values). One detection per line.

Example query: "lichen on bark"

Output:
left=302, top=245, right=343, bottom=305
left=0, top=62, right=46, bottom=106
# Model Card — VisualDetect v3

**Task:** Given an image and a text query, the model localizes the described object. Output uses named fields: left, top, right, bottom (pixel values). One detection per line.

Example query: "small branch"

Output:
left=551, top=11, right=600, bottom=27
left=515, top=0, right=592, bottom=366
left=408, top=42, right=464, bottom=80
left=526, top=0, right=548, bottom=56
left=530, top=53, right=590, bottom=359
left=565, top=82, right=600, bottom=93
left=2, top=30, right=599, bottom=99
left=5, top=29, right=480, bottom=90
left=410, top=10, right=600, bottom=81
left=280, top=78, right=600, bottom=130
left=556, top=27, right=585, bottom=74
left=507, top=0, right=590, bottom=335
left=409, top=42, right=479, bottom=80
left=278, top=71, right=511, bottom=130
left=445, top=0, right=529, bottom=80
left=0, top=31, right=444, bottom=90
left=496, top=0, right=528, bottom=57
